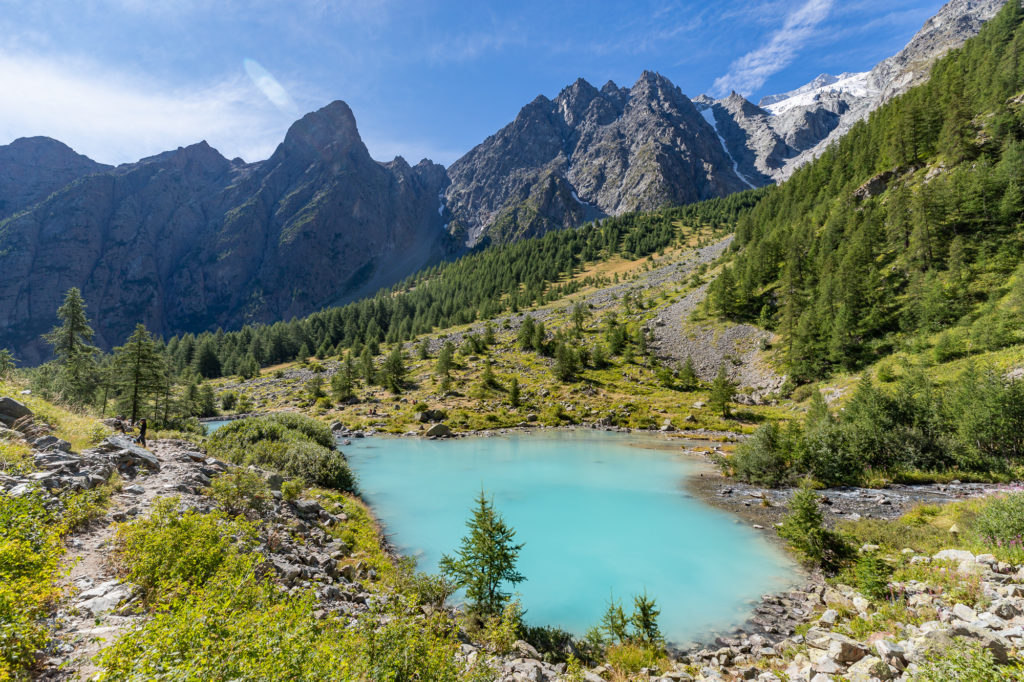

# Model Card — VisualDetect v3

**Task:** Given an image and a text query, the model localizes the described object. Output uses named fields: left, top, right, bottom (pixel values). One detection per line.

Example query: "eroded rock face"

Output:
left=445, top=72, right=755, bottom=247
left=0, top=101, right=455, bottom=363
left=0, top=137, right=110, bottom=221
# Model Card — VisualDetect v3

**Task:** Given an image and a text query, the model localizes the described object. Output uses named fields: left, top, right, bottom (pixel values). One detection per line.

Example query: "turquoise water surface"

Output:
left=341, top=430, right=795, bottom=645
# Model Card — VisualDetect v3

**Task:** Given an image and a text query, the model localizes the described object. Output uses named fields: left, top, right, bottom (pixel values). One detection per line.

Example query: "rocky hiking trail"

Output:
left=31, top=434, right=384, bottom=681
left=42, top=439, right=222, bottom=680
left=1, top=395, right=379, bottom=680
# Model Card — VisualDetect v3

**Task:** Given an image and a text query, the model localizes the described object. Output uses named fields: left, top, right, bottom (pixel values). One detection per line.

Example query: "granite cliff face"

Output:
left=0, top=137, right=110, bottom=221
left=444, top=72, right=755, bottom=247
left=0, top=102, right=452, bottom=363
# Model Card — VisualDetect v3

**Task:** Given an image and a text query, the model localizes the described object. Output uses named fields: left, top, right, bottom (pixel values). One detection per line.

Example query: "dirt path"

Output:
left=40, top=440, right=218, bottom=680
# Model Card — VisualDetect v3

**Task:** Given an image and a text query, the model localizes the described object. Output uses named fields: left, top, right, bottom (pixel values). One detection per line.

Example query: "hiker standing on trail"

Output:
left=137, top=418, right=147, bottom=448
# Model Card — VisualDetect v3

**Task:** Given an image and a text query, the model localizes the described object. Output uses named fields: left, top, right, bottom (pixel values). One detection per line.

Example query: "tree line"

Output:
left=707, top=1, right=1024, bottom=381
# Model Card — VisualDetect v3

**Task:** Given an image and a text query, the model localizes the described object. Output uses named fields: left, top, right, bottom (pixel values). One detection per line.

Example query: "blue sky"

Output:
left=0, top=0, right=948, bottom=167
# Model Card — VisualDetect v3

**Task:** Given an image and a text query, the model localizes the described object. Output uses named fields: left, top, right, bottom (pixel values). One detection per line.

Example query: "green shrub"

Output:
left=481, top=600, right=523, bottom=655
left=913, top=638, right=1024, bottom=681
left=113, top=497, right=257, bottom=601
left=0, top=492, right=63, bottom=677
left=800, top=422, right=863, bottom=487
left=220, top=391, right=238, bottom=411
left=853, top=551, right=892, bottom=601
left=207, top=415, right=355, bottom=492
left=606, top=642, right=664, bottom=676
left=791, top=383, right=816, bottom=402
left=971, top=492, right=1024, bottom=558
left=280, top=441, right=357, bottom=492
left=206, top=468, right=271, bottom=515
left=281, top=479, right=303, bottom=502
left=731, top=423, right=793, bottom=487
left=522, top=624, right=576, bottom=663
left=264, top=413, right=334, bottom=448
left=97, top=564, right=493, bottom=681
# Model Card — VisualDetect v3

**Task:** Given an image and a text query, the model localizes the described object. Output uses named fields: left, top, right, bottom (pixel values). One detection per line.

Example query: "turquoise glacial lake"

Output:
left=341, top=430, right=796, bottom=645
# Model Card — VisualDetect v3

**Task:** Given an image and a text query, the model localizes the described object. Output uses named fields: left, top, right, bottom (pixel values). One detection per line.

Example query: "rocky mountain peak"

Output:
left=692, top=94, right=715, bottom=110
left=600, top=80, right=621, bottom=95
left=137, top=141, right=231, bottom=176
left=554, top=78, right=603, bottom=127
left=273, top=100, right=367, bottom=165
left=0, top=136, right=110, bottom=221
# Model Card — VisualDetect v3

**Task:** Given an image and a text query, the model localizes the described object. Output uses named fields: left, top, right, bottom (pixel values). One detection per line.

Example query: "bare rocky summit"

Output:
left=444, top=72, right=755, bottom=247
left=0, top=102, right=455, bottom=363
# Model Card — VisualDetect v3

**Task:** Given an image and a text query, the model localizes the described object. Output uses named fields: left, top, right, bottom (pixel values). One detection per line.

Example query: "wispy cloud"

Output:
left=712, top=0, right=834, bottom=96
left=0, top=50, right=296, bottom=164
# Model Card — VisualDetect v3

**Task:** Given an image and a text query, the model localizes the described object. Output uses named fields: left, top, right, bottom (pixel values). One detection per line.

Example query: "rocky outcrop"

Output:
left=445, top=72, right=756, bottom=247
left=0, top=136, right=110, bottom=221
left=0, top=102, right=455, bottom=363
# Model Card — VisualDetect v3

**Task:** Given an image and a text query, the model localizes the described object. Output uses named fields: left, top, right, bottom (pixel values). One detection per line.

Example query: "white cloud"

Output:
left=712, top=0, right=834, bottom=96
left=0, top=50, right=296, bottom=164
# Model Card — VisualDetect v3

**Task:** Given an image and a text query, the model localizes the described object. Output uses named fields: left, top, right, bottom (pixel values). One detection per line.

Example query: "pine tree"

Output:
left=113, top=324, right=168, bottom=422
left=518, top=317, right=536, bottom=350
left=678, top=356, right=699, bottom=391
left=43, top=287, right=99, bottom=403
left=193, top=338, right=221, bottom=378
left=360, top=347, right=376, bottom=385
left=0, top=349, right=14, bottom=379
left=1001, top=181, right=1024, bottom=222
left=480, top=358, right=498, bottom=389
left=439, top=491, right=525, bottom=616
left=571, top=302, right=589, bottom=336
left=382, top=345, right=406, bottom=393
left=708, top=364, right=736, bottom=418
left=630, top=591, right=662, bottom=645
left=417, top=339, right=430, bottom=360
left=331, top=368, right=354, bottom=402
left=509, top=377, right=521, bottom=407
left=600, top=593, right=629, bottom=644
left=197, top=384, right=217, bottom=417
left=554, top=342, right=578, bottom=382
left=436, top=341, right=454, bottom=379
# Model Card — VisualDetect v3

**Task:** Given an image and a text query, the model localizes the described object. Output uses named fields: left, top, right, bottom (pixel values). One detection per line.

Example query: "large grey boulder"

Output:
left=950, top=622, right=1012, bottom=663
left=97, top=435, right=161, bottom=471
left=0, top=396, right=31, bottom=426
left=827, top=633, right=869, bottom=664
left=424, top=423, right=452, bottom=438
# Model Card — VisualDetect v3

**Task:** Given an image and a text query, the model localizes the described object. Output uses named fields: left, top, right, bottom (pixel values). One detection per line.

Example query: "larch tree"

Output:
left=439, top=490, right=525, bottom=616
left=44, top=287, right=99, bottom=403
left=114, top=324, right=168, bottom=422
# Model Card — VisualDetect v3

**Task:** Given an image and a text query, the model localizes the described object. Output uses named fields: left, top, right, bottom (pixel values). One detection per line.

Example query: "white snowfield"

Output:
left=762, top=71, right=876, bottom=116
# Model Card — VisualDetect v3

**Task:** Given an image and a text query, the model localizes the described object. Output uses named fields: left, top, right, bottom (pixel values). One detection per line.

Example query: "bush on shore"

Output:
left=207, top=414, right=356, bottom=492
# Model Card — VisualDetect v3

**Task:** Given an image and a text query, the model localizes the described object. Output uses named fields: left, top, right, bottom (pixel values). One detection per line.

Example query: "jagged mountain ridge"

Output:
left=0, top=102, right=454, bottom=364
left=442, top=1, right=1006, bottom=245
left=0, top=0, right=1005, bottom=361
left=443, top=72, right=755, bottom=247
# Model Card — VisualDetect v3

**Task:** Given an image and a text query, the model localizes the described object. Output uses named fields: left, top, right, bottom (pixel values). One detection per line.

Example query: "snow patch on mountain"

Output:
left=761, top=72, right=874, bottom=116
left=699, top=107, right=755, bottom=190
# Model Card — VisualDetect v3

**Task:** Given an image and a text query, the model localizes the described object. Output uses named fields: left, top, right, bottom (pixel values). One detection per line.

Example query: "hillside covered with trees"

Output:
left=707, top=1, right=1024, bottom=381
